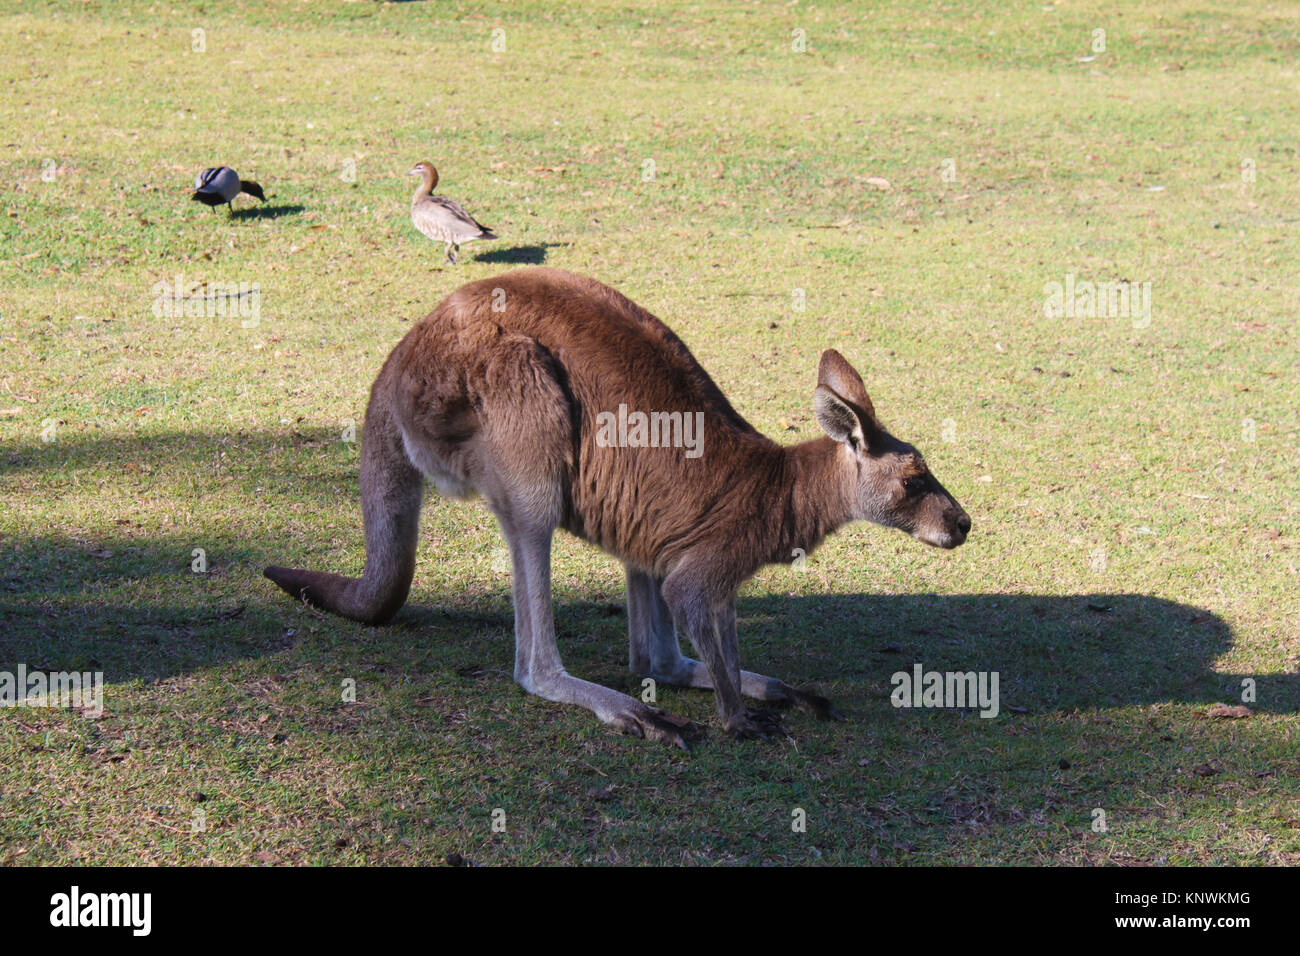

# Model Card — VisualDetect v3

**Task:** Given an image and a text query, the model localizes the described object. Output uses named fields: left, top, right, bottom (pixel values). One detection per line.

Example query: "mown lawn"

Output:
left=0, top=0, right=1297, bottom=865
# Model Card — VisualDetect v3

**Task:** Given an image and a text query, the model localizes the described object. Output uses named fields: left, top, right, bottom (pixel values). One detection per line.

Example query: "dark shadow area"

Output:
left=396, top=591, right=1297, bottom=715
left=1, top=542, right=1293, bottom=715
left=229, top=203, right=305, bottom=221
left=744, top=591, right=1296, bottom=714
left=472, top=243, right=569, bottom=265
left=2, top=428, right=1294, bottom=714
left=1, top=426, right=351, bottom=481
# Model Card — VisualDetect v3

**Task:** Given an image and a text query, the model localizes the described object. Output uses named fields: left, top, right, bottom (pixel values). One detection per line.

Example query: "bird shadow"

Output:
left=230, top=203, right=304, bottom=221
left=473, top=243, right=569, bottom=265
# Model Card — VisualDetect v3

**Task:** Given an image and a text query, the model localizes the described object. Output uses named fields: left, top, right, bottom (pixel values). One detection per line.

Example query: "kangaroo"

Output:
left=265, top=269, right=970, bottom=748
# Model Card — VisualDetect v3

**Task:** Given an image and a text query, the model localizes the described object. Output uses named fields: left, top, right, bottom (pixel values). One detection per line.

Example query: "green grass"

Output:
left=1, top=0, right=1298, bottom=865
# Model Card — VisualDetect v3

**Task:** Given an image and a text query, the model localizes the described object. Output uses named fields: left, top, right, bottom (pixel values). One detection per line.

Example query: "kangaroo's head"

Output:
left=813, top=349, right=971, bottom=549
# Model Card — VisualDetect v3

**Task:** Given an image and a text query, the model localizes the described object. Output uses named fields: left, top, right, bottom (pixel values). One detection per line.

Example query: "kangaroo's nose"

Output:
left=956, top=513, right=972, bottom=536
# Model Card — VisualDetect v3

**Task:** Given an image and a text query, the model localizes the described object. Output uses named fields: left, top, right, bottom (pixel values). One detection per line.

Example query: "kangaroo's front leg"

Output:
left=659, top=571, right=759, bottom=739
left=626, top=564, right=683, bottom=676
left=505, top=522, right=691, bottom=750
left=714, top=602, right=844, bottom=723
left=634, top=571, right=843, bottom=723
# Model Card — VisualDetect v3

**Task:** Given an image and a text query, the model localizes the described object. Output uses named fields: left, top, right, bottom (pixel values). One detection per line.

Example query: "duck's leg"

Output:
left=445, top=243, right=458, bottom=265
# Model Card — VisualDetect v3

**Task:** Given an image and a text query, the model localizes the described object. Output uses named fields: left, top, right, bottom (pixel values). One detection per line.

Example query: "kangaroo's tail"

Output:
left=265, top=366, right=422, bottom=625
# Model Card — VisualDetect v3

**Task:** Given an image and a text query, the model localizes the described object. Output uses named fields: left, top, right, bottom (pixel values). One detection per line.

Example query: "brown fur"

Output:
left=266, top=268, right=970, bottom=745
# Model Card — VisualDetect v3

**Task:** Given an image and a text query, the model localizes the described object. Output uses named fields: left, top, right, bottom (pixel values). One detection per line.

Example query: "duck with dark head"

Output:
left=191, top=166, right=265, bottom=213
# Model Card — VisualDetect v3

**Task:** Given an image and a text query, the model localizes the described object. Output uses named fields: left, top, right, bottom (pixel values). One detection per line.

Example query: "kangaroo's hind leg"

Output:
left=505, top=517, right=691, bottom=749
left=476, top=336, right=692, bottom=749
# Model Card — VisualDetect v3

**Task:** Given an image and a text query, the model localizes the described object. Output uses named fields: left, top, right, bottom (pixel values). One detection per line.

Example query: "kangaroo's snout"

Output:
left=939, top=504, right=972, bottom=549
left=915, top=496, right=971, bottom=550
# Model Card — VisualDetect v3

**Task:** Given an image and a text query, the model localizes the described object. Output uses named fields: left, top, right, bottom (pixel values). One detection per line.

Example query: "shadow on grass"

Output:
left=401, top=591, right=1296, bottom=715
left=1, top=541, right=1293, bottom=715
left=2, top=425, right=350, bottom=482
left=735, top=591, right=1297, bottom=715
left=472, top=243, right=570, bottom=265
left=230, top=203, right=305, bottom=221
left=2, top=428, right=1293, bottom=714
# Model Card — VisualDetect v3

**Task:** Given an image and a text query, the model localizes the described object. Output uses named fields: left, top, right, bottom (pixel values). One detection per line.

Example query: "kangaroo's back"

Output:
left=400, top=269, right=752, bottom=425
left=385, top=268, right=780, bottom=570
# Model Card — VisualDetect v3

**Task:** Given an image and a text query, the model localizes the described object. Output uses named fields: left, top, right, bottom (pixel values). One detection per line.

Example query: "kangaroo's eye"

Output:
left=904, top=476, right=926, bottom=496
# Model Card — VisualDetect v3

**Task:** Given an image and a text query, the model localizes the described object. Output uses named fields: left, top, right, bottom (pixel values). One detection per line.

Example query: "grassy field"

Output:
left=1, top=0, right=1297, bottom=865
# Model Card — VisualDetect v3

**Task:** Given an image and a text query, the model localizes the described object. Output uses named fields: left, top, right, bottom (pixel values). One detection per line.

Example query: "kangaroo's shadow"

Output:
left=722, top=591, right=1296, bottom=715
left=2, top=428, right=1292, bottom=713
left=1, top=550, right=1292, bottom=715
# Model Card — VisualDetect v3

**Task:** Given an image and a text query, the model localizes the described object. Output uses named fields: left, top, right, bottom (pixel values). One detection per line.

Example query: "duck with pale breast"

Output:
left=192, top=166, right=266, bottom=212
left=407, top=161, right=496, bottom=264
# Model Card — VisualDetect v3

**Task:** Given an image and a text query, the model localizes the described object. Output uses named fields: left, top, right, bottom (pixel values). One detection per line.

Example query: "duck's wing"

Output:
left=411, top=197, right=453, bottom=242
left=194, top=167, right=241, bottom=201
left=425, top=195, right=495, bottom=240
left=194, top=167, right=224, bottom=190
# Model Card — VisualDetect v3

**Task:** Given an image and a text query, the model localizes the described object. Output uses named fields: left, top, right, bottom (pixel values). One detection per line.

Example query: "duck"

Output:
left=408, top=161, right=496, bottom=264
left=192, top=167, right=266, bottom=212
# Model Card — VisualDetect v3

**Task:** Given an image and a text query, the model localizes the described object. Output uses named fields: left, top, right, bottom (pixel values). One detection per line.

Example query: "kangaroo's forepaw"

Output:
left=791, top=687, right=846, bottom=722
left=609, top=703, right=695, bottom=751
left=726, top=708, right=785, bottom=742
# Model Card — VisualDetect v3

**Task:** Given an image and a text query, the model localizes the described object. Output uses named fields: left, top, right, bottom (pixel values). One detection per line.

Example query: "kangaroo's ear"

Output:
left=814, top=385, right=866, bottom=449
left=815, top=350, right=878, bottom=447
left=817, top=349, right=876, bottom=419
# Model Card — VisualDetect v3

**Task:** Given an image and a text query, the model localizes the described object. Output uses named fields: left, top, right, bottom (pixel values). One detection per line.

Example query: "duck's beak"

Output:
left=406, top=167, right=421, bottom=177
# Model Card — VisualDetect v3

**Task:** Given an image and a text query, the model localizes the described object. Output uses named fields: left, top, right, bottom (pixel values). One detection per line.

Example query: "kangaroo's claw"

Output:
left=790, top=687, right=847, bottom=721
left=610, top=704, right=695, bottom=751
left=725, top=708, right=785, bottom=741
